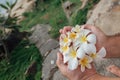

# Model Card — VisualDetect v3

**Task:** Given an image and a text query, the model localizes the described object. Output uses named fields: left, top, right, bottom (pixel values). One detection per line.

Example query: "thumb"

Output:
left=56, top=52, right=63, bottom=66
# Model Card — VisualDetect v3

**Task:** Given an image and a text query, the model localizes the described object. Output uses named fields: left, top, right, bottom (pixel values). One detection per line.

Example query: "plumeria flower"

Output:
left=67, top=46, right=79, bottom=70
left=90, top=47, right=106, bottom=59
left=60, top=34, right=71, bottom=46
left=79, top=55, right=93, bottom=72
left=67, top=31, right=78, bottom=41
left=71, top=25, right=85, bottom=33
left=71, top=25, right=82, bottom=33
left=59, top=45, right=70, bottom=55
left=75, top=29, right=96, bottom=47
left=82, top=43, right=106, bottom=59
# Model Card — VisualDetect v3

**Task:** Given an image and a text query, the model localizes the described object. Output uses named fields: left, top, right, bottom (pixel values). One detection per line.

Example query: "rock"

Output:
left=80, top=0, right=89, bottom=9
left=29, top=24, right=67, bottom=80
left=40, top=39, right=59, bottom=56
left=87, top=0, right=120, bottom=35
left=62, top=1, right=73, bottom=21
left=87, top=0, right=120, bottom=77
left=94, top=58, right=120, bottom=77
left=10, top=0, right=36, bottom=23
left=53, top=70, right=67, bottom=80
left=42, top=48, right=58, bottom=80
left=29, top=24, right=52, bottom=56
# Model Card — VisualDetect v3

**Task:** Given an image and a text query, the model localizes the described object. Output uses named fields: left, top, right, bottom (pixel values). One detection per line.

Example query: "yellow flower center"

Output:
left=70, top=32, right=76, bottom=39
left=62, top=45, right=68, bottom=52
left=90, top=53, right=96, bottom=59
left=80, top=57, right=88, bottom=66
left=70, top=50, right=77, bottom=58
left=81, top=35, right=87, bottom=43
left=63, top=37, right=69, bottom=43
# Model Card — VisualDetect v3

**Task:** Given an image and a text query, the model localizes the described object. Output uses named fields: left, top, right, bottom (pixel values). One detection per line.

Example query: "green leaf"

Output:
left=0, top=4, right=8, bottom=10
left=6, top=1, right=11, bottom=8
left=11, top=0, right=17, bottom=9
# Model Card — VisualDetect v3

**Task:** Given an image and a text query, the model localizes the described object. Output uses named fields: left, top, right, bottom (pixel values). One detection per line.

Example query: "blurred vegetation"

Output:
left=20, top=0, right=99, bottom=38
left=71, top=0, right=100, bottom=25
left=0, top=40, right=42, bottom=80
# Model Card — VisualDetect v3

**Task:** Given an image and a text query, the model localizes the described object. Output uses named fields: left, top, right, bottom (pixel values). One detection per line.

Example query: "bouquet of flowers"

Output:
left=59, top=25, right=106, bottom=72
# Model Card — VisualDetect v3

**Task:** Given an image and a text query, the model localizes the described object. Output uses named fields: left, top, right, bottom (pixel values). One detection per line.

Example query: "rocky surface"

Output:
left=62, top=1, right=73, bottom=22
left=87, top=0, right=120, bottom=77
left=10, top=0, right=36, bottom=23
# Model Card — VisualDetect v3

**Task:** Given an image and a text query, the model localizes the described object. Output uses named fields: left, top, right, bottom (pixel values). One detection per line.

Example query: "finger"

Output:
left=56, top=52, right=64, bottom=67
left=59, top=29, right=63, bottom=34
left=62, top=26, right=72, bottom=34
left=63, top=26, right=72, bottom=31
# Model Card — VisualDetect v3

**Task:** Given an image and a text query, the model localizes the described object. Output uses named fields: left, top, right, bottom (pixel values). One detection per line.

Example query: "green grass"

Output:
left=20, top=0, right=66, bottom=38
left=0, top=40, right=42, bottom=80
left=71, top=0, right=100, bottom=25
left=20, top=0, right=82, bottom=38
left=20, top=0, right=99, bottom=38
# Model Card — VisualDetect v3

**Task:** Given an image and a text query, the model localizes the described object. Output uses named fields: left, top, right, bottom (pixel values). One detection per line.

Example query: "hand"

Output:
left=60, top=25, right=108, bottom=51
left=59, top=26, right=72, bottom=34
left=56, top=53, right=97, bottom=80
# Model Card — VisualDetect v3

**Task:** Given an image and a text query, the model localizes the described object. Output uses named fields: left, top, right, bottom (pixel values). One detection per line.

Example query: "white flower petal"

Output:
left=87, top=34, right=96, bottom=44
left=83, top=43, right=96, bottom=54
left=81, top=29, right=91, bottom=36
left=86, top=64, right=92, bottom=69
left=77, top=47, right=85, bottom=58
left=75, top=24, right=81, bottom=28
left=63, top=55, right=70, bottom=63
left=81, top=65, right=85, bottom=72
left=68, top=58, right=78, bottom=70
left=97, top=47, right=106, bottom=58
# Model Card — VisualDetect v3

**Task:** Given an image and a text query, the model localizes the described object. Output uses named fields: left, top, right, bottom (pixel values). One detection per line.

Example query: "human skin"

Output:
left=57, top=24, right=120, bottom=80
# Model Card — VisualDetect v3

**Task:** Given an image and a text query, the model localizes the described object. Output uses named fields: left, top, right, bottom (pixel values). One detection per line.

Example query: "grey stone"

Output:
left=53, top=70, right=68, bottom=80
left=40, top=39, right=59, bottom=56
left=87, top=0, right=120, bottom=77
left=42, top=48, right=59, bottom=80
left=62, top=1, right=73, bottom=21
left=94, top=58, right=120, bottom=77
left=10, top=0, right=36, bottom=23
left=87, top=0, right=120, bottom=35
left=29, top=24, right=52, bottom=55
